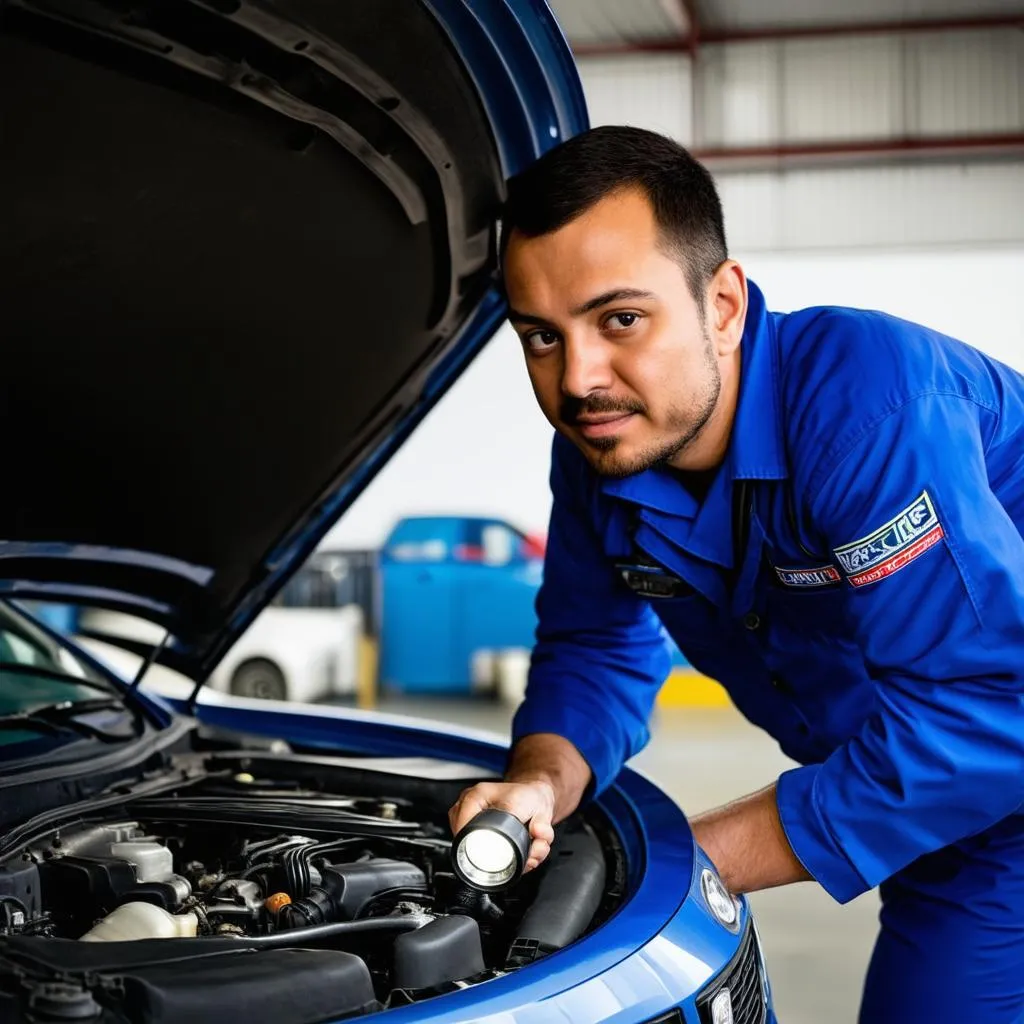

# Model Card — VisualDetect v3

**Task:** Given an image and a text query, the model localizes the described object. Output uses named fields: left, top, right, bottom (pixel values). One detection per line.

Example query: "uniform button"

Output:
left=743, top=612, right=761, bottom=631
left=771, top=675, right=790, bottom=693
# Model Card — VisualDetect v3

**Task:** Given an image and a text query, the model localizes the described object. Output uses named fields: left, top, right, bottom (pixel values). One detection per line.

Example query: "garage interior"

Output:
left=20, top=1, right=1023, bottom=1021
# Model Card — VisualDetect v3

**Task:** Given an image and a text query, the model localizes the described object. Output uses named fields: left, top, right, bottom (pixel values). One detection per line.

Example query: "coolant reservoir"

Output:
left=108, top=841, right=174, bottom=883
left=81, top=903, right=198, bottom=942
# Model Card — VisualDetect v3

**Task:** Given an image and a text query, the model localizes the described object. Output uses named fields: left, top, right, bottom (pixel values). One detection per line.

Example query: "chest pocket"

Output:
left=762, top=574, right=857, bottom=642
left=650, top=590, right=723, bottom=652
left=758, top=494, right=856, bottom=641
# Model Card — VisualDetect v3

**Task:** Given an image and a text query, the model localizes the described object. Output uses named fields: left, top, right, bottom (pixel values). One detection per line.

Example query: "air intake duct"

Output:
left=277, top=860, right=425, bottom=930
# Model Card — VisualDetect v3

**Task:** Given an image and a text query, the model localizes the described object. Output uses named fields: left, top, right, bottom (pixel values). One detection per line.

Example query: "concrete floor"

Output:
left=378, top=696, right=879, bottom=1024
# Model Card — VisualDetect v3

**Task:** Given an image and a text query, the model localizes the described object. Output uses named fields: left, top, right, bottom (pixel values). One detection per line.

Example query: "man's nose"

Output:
left=560, top=337, right=613, bottom=397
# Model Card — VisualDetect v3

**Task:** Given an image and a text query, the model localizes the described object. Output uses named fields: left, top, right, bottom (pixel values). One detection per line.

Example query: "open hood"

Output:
left=0, top=0, right=586, bottom=681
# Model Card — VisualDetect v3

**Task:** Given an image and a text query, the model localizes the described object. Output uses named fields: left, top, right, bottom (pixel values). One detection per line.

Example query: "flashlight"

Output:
left=452, top=809, right=531, bottom=891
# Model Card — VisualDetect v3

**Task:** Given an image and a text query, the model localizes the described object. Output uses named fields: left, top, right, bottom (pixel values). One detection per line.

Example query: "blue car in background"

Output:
left=379, top=516, right=544, bottom=696
left=0, top=0, right=774, bottom=1021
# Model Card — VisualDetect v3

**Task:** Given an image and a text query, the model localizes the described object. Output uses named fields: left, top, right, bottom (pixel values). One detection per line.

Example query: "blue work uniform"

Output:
left=513, top=281, right=1024, bottom=1022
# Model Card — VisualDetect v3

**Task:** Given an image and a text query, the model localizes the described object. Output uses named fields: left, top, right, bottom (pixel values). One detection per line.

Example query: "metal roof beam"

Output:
left=660, top=0, right=700, bottom=53
left=570, top=12, right=1024, bottom=56
left=692, top=134, right=1024, bottom=170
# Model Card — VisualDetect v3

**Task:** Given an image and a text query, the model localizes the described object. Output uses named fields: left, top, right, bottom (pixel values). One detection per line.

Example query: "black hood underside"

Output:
left=1, top=0, right=508, bottom=670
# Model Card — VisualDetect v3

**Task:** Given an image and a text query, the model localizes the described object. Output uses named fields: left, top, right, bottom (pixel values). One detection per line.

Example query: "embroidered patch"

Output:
left=774, top=564, right=841, bottom=588
left=834, top=491, right=944, bottom=589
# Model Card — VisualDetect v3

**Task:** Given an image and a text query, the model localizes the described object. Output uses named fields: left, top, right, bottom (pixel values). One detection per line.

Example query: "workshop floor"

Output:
left=377, top=696, right=880, bottom=1024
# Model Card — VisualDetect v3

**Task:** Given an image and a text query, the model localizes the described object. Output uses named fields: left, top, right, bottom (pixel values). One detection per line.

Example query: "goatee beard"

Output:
left=585, top=335, right=721, bottom=478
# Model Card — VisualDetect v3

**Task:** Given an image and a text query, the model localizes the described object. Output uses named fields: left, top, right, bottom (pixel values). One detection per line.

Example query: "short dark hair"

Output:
left=500, top=126, right=727, bottom=303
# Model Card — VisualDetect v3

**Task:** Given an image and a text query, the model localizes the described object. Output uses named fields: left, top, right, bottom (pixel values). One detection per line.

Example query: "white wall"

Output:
left=579, top=38, right=1024, bottom=253
left=742, top=245, right=1024, bottom=371
left=578, top=30, right=1024, bottom=150
left=323, top=324, right=552, bottom=549
left=575, top=54, right=693, bottom=140
left=321, top=37, right=1024, bottom=550
left=697, top=30, right=1024, bottom=146
left=719, top=162, right=1024, bottom=252
left=323, top=244, right=1024, bottom=550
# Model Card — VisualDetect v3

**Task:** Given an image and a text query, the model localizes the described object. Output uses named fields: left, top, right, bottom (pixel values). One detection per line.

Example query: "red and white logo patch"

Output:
left=834, top=491, right=943, bottom=589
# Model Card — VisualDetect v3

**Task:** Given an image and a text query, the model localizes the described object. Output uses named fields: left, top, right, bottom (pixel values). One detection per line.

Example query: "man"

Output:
left=448, top=126, right=1024, bottom=1021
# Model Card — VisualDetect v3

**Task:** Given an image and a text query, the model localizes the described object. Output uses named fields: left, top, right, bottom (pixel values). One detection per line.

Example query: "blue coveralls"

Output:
left=513, top=281, right=1024, bottom=1022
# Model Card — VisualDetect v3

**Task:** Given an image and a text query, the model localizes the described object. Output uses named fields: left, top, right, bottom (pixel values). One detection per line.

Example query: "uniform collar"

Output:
left=598, top=279, right=787, bottom=567
left=732, top=279, right=788, bottom=482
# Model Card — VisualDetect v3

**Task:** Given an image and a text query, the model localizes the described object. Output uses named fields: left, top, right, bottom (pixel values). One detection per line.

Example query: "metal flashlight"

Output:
left=452, top=809, right=531, bottom=892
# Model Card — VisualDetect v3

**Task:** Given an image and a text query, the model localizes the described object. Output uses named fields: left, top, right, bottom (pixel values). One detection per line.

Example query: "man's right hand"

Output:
left=448, top=779, right=557, bottom=872
left=447, top=733, right=593, bottom=874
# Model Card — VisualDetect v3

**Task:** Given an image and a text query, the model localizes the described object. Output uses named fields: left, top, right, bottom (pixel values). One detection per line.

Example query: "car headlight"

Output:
left=700, top=868, right=740, bottom=932
left=710, top=988, right=735, bottom=1024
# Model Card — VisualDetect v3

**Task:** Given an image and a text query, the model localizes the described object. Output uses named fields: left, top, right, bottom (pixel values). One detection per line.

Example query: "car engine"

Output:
left=0, top=750, right=621, bottom=1023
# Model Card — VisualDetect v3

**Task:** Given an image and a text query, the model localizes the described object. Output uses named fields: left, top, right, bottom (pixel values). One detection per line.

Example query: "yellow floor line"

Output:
left=658, top=668, right=731, bottom=708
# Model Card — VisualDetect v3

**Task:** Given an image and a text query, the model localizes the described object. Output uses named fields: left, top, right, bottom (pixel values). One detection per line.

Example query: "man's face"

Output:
left=503, top=188, right=723, bottom=478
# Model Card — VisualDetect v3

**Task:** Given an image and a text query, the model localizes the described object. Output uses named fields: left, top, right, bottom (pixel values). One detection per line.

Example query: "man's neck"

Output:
left=675, top=466, right=717, bottom=503
left=668, top=347, right=742, bottom=475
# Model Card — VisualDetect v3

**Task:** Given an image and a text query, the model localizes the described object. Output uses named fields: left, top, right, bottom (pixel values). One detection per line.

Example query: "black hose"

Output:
left=245, top=915, right=427, bottom=950
left=283, top=844, right=311, bottom=898
left=509, top=824, right=605, bottom=959
left=133, top=798, right=424, bottom=837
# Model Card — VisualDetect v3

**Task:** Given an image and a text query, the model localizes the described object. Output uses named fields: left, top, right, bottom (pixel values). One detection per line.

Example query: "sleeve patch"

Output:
left=834, top=491, right=944, bottom=588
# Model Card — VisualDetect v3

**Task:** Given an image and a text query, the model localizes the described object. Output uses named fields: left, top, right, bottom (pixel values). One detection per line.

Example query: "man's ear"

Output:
left=706, top=261, right=748, bottom=357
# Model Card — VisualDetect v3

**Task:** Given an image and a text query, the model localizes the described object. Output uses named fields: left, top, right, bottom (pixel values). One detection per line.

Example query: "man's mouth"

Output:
left=574, top=412, right=636, bottom=439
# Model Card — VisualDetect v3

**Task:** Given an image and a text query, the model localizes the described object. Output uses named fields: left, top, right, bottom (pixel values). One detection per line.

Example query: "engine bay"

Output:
left=0, top=749, right=624, bottom=1023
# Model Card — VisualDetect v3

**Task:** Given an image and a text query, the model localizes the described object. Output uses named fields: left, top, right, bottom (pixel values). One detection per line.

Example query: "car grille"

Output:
left=695, top=921, right=767, bottom=1024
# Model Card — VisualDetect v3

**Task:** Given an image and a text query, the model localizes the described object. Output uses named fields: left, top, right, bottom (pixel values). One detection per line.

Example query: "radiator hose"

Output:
left=505, top=823, right=605, bottom=968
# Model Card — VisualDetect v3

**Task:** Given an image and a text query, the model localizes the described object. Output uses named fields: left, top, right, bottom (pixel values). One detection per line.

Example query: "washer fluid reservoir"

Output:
left=81, top=903, right=199, bottom=941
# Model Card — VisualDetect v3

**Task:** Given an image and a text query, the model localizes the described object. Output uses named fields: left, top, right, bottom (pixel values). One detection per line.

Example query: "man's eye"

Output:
left=524, top=330, right=559, bottom=352
left=606, top=312, right=640, bottom=330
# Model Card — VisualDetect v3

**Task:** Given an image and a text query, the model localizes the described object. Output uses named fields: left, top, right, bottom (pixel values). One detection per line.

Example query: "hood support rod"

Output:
left=127, top=630, right=170, bottom=700
left=186, top=674, right=205, bottom=715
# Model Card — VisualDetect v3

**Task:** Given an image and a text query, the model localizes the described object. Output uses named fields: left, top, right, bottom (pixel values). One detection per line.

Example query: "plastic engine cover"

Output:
left=393, top=916, right=485, bottom=991
left=2, top=946, right=378, bottom=1023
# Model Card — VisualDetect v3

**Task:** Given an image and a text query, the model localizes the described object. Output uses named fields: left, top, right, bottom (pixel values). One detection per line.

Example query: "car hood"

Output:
left=0, top=0, right=586, bottom=683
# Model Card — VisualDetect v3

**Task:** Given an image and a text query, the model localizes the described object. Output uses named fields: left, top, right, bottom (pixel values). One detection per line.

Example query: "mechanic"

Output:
left=448, top=126, right=1024, bottom=1021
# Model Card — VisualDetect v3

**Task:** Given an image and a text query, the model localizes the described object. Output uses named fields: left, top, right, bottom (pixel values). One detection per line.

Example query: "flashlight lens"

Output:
left=463, top=829, right=515, bottom=874
left=456, top=829, right=517, bottom=887
left=452, top=809, right=531, bottom=891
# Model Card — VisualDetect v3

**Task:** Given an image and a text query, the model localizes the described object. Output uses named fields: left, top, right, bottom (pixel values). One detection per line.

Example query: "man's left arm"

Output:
left=695, top=391, right=1024, bottom=901
left=691, top=783, right=810, bottom=893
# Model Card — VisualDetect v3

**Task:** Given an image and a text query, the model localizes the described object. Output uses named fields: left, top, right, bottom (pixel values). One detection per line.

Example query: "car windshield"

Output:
left=0, top=602, right=116, bottom=746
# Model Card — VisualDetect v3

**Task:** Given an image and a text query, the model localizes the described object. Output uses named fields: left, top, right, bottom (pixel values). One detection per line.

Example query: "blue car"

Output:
left=0, top=1, right=774, bottom=1021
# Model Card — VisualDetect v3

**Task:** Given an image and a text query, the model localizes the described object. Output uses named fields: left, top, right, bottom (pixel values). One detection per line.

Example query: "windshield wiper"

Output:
left=0, top=698, right=140, bottom=743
